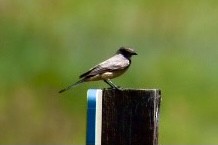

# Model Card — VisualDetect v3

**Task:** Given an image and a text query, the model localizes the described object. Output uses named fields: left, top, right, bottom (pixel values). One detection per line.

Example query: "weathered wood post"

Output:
left=86, top=88, right=161, bottom=145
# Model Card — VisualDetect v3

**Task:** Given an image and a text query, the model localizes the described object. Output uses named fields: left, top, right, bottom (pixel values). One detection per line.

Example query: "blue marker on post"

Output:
left=86, top=89, right=102, bottom=145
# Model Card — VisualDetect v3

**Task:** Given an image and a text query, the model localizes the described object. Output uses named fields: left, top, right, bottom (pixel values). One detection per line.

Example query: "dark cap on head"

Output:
left=116, top=47, right=137, bottom=58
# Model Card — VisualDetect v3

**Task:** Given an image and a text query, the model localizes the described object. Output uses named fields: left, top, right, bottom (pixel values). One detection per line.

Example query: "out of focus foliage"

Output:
left=0, top=0, right=218, bottom=144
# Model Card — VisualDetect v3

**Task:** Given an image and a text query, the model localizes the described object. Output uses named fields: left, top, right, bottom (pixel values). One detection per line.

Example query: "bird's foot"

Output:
left=110, top=85, right=123, bottom=90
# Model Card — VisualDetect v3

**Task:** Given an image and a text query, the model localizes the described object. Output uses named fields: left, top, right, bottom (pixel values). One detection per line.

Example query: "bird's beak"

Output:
left=132, top=52, right=137, bottom=55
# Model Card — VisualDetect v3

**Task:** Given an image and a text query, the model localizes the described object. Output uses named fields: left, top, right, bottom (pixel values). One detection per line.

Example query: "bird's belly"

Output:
left=86, top=69, right=128, bottom=81
left=101, top=69, right=128, bottom=79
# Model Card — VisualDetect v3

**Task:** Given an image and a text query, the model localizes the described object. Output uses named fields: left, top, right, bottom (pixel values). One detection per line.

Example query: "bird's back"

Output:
left=79, top=54, right=130, bottom=79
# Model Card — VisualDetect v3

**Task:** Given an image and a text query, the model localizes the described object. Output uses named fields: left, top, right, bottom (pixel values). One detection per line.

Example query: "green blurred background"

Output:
left=1, top=0, right=218, bottom=144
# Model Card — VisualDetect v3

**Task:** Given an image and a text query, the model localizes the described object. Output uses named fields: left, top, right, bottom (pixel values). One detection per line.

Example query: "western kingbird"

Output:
left=59, top=47, right=137, bottom=93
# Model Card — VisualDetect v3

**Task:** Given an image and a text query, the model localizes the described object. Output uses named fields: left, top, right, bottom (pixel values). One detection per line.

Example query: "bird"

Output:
left=59, top=47, right=137, bottom=93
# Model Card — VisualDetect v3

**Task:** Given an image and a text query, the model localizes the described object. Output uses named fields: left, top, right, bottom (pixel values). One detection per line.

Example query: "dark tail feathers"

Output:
left=58, top=79, right=84, bottom=93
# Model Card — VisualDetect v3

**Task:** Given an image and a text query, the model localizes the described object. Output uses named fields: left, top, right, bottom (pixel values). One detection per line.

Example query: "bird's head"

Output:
left=116, top=47, right=137, bottom=59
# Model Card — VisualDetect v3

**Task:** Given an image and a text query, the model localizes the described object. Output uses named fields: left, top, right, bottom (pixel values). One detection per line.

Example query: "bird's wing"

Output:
left=79, top=54, right=129, bottom=78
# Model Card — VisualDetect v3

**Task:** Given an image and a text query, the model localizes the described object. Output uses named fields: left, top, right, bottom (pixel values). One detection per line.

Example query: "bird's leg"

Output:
left=104, top=80, right=115, bottom=88
left=104, top=79, right=121, bottom=90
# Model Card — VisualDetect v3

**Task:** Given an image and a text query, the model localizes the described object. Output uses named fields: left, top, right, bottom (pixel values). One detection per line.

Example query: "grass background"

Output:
left=1, top=0, right=218, bottom=144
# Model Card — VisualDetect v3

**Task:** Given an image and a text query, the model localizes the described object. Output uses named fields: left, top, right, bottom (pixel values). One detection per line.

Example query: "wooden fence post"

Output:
left=86, top=89, right=161, bottom=145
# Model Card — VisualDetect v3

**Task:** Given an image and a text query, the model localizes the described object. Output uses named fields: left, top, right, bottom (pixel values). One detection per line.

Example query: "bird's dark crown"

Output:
left=116, top=47, right=137, bottom=58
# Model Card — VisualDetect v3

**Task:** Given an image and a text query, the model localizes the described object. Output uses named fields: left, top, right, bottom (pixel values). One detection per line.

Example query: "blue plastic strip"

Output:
left=86, top=89, right=97, bottom=145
